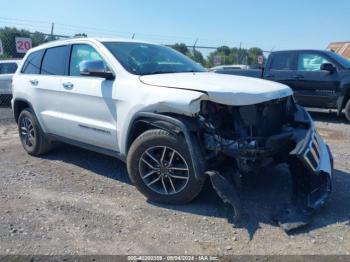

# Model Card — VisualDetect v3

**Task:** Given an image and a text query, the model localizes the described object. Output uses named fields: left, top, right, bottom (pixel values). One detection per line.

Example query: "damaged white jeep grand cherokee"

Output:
left=12, top=38, right=333, bottom=231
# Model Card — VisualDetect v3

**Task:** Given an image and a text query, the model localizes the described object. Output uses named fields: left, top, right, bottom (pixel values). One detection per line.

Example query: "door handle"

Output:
left=29, top=79, right=39, bottom=86
left=293, top=75, right=304, bottom=79
left=62, top=82, right=74, bottom=89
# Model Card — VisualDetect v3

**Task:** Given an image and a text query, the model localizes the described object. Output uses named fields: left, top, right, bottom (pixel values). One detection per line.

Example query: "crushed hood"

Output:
left=140, top=72, right=293, bottom=105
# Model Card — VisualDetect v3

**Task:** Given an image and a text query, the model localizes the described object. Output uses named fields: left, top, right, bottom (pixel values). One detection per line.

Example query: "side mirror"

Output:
left=79, top=60, right=115, bottom=80
left=320, top=63, right=336, bottom=73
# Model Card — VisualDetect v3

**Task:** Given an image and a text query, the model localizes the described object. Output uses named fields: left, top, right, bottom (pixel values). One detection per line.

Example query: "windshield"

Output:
left=103, top=42, right=206, bottom=75
left=327, top=51, right=350, bottom=69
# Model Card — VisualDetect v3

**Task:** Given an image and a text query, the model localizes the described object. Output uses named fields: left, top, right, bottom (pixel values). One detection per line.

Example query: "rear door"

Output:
left=58, top=43, right=118, bottom=151
left=292, top=51, right=340, bottom=108
left=263, top=52, right=297, bottom=87
left=28, top=45, right=70, bottom=134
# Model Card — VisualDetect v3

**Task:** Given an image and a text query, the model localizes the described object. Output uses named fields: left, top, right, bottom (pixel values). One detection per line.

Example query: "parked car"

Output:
left=0, top=59, right=21, bottom=105
left=12, top=38, right=333, bottom=230
left=213, top=50, right=350, bottom=122
left=210, top=64, right=250, bottom=71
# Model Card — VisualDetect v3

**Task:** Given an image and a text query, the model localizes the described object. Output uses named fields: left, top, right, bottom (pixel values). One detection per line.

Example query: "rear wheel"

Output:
left=345, top=99, right=350, bottom=122
left=18, top=108, right=52, bottom=155
left=127, top=129, right=205, bottom=204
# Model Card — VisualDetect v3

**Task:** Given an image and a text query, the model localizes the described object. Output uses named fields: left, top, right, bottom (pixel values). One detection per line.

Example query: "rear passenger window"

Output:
left=0, top=63, right=18, bottom=74
left=270, top=53, right=295, bottom=70
left=69, top=44, right=105, bottom=76
left=41, top=46, right=68, bottom=75
left=21, top=50, right=44, bottom=74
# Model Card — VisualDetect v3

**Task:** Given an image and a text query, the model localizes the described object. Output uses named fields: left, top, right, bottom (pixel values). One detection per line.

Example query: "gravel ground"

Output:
left=0, top=106, right=349, bottom=255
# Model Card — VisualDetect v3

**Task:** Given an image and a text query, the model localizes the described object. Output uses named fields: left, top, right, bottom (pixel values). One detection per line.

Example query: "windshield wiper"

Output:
left=144, top=70, right=204, bottom=75
left=143, top=71, right=174, bottom=75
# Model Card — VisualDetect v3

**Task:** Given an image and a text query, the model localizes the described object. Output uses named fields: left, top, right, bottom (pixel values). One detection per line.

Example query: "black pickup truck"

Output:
left=214, top=50, right=350, bottom=122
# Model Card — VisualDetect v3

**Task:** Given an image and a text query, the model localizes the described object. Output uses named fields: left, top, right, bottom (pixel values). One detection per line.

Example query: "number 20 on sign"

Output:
left=15, top=37, right=32, bottom=53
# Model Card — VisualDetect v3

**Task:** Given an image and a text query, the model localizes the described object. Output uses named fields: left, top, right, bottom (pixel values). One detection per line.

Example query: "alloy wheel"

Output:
left=20, top=116, right=35, bottom=148
left=138, top=146, right=190, bottom=195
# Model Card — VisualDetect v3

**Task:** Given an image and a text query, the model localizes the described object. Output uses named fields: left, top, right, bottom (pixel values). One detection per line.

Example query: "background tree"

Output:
left=171, top=43, right=206, bottom=66
left=207, top=46, right=264, bottom=68
left=0, top=27, right=49, bottom=58
left=171, top=43, right=189, bottom=55
left=188, top=50, right=206, bottom=66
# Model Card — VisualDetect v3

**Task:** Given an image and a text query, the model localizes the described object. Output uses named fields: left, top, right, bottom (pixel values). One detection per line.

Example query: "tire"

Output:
left=127, top=129, right=205, bottom=204
left=18, top=108, right=52, bottom=156
left=345, top=99, right=350, bottom=122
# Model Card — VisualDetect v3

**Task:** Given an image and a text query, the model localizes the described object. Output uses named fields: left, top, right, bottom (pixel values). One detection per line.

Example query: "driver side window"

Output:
left=70, top=44, right=106, bottom=76
left=298, top=53, right=331, bottom=71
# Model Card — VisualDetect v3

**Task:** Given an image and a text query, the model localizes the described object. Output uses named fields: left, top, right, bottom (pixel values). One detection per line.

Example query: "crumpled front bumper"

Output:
left=207, top=107, right=334, bottom=232
left=295, top=129, right=332, bottom=207
left=276, top=123, right=333, bottom=232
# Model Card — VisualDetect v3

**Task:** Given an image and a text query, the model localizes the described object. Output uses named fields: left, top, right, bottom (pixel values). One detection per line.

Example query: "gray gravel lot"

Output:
left=0, top=106, right=349, bottom=255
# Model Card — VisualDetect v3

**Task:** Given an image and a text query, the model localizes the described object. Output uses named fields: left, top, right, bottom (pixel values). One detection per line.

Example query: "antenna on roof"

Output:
left=131, top=33, right=135, bottom=39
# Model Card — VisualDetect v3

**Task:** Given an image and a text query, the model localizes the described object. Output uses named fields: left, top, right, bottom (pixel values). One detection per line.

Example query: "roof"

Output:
left=0, top=59, right=22, bottom=63
left=327, top=42, right=350, bottom=59
left=28, top=37, right=156, bottom=52
left=271, top=49, right=328, bottom=53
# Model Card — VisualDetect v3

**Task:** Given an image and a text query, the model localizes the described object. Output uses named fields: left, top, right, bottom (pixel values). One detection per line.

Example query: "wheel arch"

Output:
left=126, top=112, right=205, bottom=180
left=338, top=82, right=350, bottom=115
left=13, top=98, right=34, bottom=123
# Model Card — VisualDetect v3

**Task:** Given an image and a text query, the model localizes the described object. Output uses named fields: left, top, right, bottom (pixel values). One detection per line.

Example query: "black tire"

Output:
left=345, top=99, right=350, bottom=122
left=18, top=108, right=52, bottom=156
left=127, top=129, right=205, bottom=204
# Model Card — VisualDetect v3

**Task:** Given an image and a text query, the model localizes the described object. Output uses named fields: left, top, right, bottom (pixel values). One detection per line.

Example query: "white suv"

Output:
left=12, top=38, right=333, bottom=227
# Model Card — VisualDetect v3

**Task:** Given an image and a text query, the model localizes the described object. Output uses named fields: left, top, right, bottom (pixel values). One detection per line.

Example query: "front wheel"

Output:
left=127, top=129, right=205, bottom=204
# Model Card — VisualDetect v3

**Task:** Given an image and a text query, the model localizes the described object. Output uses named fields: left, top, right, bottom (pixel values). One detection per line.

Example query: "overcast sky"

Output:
left=0, top=0, right=349, bottom=54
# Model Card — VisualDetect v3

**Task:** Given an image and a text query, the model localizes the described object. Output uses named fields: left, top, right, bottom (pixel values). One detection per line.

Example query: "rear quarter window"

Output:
left=21, top=50, right=44, bottom=74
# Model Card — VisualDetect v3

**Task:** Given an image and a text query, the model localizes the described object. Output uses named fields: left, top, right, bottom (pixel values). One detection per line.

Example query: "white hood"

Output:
left=140, top=72, right=293, bottom=105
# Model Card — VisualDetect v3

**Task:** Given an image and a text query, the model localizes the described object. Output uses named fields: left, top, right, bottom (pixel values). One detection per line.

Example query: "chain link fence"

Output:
left=0, top=30, right=70, bottom=107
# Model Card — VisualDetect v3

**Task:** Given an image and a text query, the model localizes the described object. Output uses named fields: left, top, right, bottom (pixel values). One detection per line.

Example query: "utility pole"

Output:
left=50, top=22, right=54, bottom=40
left=193, top=38, right=198, bottom=55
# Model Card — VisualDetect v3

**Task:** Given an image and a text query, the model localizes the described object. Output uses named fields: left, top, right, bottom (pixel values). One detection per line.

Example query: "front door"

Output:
left=59, top=44, right=118, bottom=151
left=292, top=52, right=340, bottom=108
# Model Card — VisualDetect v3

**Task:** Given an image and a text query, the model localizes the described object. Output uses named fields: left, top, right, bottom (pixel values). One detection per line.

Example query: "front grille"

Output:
left=303, top=132, right=321, bottom=171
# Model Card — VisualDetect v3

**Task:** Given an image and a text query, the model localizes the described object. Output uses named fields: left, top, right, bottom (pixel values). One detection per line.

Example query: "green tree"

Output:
left=207, top=46, right=264, bottom=68
left=0, top=27, right=49, bottom=58
left=171, top=43, right=206, bottom=66
left=247, top=47, right=264, bottom=66
left=171, top=43, right=189, bottom=55
left=189, top=50, right=206, bottom=66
